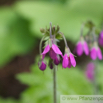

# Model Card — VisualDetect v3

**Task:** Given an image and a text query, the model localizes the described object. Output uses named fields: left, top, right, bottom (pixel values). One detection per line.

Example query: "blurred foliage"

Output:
left=0, top=97, right=20, bottom=103
left=1, top=59, right=103, bottom=103
left=0, top=0, right=103, bottom=103
left=14, top=0, right=103, bottom=42
left=0, top=8, right=36, bottom=67
left=1, top=0, right=103, bottom=66
left=15, top=57, right=93, bottom=103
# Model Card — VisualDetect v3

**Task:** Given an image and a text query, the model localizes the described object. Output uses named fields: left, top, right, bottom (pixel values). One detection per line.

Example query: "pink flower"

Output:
left=90, top=47, right=102, bottom=60
left=62, top=53, right=76, bottom=68
left=42, top=44, right=62, bottom=60
left=85, top=62, right=95, bottom=81
left=76, top=41, right=89, bottom=56
left=99, top=31, right=103, bottom=46
left=38, top=60, right=46, bottom=71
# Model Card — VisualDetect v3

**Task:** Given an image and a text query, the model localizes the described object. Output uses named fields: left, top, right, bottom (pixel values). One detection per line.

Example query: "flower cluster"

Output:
left=75, top=22, right=102, bottom=60
left=38, top=23, right=76, bottom=71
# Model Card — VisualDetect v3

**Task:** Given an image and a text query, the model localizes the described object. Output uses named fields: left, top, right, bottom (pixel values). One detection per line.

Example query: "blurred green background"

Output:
left=0, top=0, right=103, bottom=103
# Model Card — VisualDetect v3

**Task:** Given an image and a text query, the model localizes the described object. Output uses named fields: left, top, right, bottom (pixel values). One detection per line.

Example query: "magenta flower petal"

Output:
left=100, top=31, right=103, bottom=38
left=97, top=48, right=102, bottom=60
left=76, top=42, right=83, bottom=56
left=42, top=45, right=50, bottom=55
left=90, top=48, right=97, bottom=60
left=49, top=48, right=57, bottom=59
left=99, top=31, right=103, bottom=46
left=38, top=61, right=46, bottom=71
left=83, top=41, right=89, bottom=55
left=69, top=53, right=76, bottom=67
left=99, top=37, right=103, bottom=46
left=62, top=54, right=68, bottom=68
left=52, top=44, right=62, bottom=55
left=68, top=60, right=72, bottom=68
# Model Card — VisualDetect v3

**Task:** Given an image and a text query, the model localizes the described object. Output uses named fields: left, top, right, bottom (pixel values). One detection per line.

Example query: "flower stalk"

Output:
left=39, top=36, right=45, bottom=58
left=93, top=60, right=99, bottom=95
left=58, top=32, right=68, bottom=48
left=53, top=62, right=57, bottom=103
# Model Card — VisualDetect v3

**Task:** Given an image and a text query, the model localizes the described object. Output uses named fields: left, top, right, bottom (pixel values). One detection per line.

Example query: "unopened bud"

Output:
left=38, top=60, right=47, bottom=71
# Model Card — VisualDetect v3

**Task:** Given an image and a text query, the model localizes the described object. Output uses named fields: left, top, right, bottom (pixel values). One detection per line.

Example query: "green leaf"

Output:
left=0, top=8, right=36, bottom=67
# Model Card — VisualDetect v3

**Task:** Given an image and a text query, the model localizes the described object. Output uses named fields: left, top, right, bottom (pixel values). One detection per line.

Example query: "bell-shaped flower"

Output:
left=90, top=47, right=102, bottom=60
left=90, top=41, right=102, bottom=60
left=62, top=48, right=76, bottom=68
left=76, top=37, right=89, bottom=56
left=42, top=43, right=62, bottom=60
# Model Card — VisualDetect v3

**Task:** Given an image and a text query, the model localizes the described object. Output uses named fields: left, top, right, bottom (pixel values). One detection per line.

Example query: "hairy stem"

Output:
left=39, top=36, right=45, bottom=57
left=93, top=60, right=99, bottom=95
left=80, top=23, right=84, bottom=36
left=50, top=22, right=52, bottom=38
left=53, top=63, right=57, bottom=103
left=58, top=32, right=68, bottom=48
left=92, top=27, right=97, bottom=42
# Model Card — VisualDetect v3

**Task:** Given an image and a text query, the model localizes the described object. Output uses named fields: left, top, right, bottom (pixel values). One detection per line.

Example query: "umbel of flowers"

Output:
left=38, top=23, right=76, bottom=71
left=75, top=21, right=102, bottom=60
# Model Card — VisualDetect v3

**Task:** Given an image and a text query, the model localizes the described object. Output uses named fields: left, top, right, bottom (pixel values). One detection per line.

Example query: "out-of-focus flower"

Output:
left=38, top=60, right=47, bottom=71
left=54, top=55, right=60, bottom=65
left=90, top=42, right=102, bottom=60
left=42, top=44, right=62, bottom=60
left=99, top=31, right=103, bottom=46
left=85, top=62, right=95, bottom=81
left=76, top=36, right=89, bottom=56
left=62, top=48, right=76, bottom=68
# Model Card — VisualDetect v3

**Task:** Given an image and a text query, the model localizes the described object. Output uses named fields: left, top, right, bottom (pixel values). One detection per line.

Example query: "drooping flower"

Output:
left=54, top=55, right=60, bottom=65
left=99, top=31, right=103, bottom=46
left=62, top=48, right=76, bottom=68
left=85, top=62, right=95, bottom=81
left=90, top=41, right=102, bottom=60
left=90, top=47, right=102, bottom=60
left=38, top=60, right=47, bottom=71
left=76, top=36, right=89, bottom=56
left=42, top=43, right=62, bottom=60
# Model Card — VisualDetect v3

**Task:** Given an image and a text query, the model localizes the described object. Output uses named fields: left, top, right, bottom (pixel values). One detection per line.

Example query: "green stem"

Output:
left=39, top=36, right=45, bottom=57
left=58, top=32, right=68, bottom=48
left=80, top=23, right=84, bottom=36
left=92, top=60, right=99, bottom=95
left=53, top=63, right=57, bottom=103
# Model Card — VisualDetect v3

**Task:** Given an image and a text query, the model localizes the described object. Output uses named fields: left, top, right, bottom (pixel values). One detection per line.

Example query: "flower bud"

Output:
left=38, top=60, right=46, bottom=71
left=54, top=55, right=60, bottom=65
left=40, top=28, right=45, bottom=33
left=48, top=59, right=53, bottom=69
